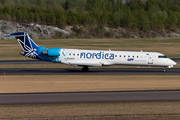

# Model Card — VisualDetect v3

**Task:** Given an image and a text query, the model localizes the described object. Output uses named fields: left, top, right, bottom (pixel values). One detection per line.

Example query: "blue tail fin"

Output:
left=5, top=32, right=43, bottom=60
left=5, top=32, right=39, bottom=51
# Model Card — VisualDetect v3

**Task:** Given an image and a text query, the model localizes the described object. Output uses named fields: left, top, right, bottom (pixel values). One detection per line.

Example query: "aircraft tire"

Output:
left=82, top=66, right=89, bottom=72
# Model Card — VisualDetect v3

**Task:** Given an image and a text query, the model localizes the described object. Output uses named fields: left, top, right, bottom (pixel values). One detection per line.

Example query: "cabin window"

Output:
left=119, top=55, right=121, bottom=57
left=69, top=54, right=71, bottom=56
left=137, top=56, right=139, bottom=58
left=73, top=54, right=75, bottom=56
left=128, top=55, right=130, bottom=57
left=124, top=55, right=126, bottom=57
left=132, top=56, right=134, bottom=58
left=77, top=54, right=79, bottom=56
left=158, top=56, right=167, bottom=58
left=115, top=55, right=117, bottom=57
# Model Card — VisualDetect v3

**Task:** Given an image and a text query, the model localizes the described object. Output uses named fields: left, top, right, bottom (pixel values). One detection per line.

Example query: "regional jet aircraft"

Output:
left=5, top=32, right=177, bottom=72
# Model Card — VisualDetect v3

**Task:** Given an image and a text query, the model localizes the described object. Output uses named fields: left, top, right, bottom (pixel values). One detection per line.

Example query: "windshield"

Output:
left=158, top=56, right=167, bottom=58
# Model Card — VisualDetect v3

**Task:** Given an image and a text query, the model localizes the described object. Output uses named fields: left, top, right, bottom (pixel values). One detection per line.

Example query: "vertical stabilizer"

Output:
left=5, top=32, right=42, bottom=59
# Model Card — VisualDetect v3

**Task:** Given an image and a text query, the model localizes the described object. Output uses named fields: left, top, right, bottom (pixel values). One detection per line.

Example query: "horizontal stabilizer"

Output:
left=5, top=32, right=25, bottom=38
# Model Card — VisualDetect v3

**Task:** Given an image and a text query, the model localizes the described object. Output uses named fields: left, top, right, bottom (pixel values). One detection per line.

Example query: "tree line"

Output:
left=1, top=0, right=180, bottom=31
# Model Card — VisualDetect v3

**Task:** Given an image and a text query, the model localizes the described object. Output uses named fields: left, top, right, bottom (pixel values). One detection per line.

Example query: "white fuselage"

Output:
left=56, top=49, right=177, bottom=68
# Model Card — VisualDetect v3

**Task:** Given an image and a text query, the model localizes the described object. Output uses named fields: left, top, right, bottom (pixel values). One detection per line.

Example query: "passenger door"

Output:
left=148, top=56, right=153, bottom=64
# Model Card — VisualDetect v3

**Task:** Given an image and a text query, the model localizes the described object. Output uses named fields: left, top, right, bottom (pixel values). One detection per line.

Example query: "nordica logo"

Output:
left=80, top=52, right=114, bottom=60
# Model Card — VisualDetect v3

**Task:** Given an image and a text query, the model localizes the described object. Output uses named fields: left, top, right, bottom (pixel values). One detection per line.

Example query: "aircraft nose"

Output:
left=173, top=61, right=177, bottom=65
left=167, top=59, right=177, bottom=68
left=170, top=59, right=177, bottom=66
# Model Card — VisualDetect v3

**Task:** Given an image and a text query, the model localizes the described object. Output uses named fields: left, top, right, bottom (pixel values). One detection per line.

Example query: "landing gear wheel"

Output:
left=82, top=66, right=89, bottom=72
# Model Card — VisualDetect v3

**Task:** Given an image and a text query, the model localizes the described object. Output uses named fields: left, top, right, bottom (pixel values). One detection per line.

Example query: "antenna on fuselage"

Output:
left=140, top=50, right=143, bottom=52
left=109, top=49, right=111, bottom=51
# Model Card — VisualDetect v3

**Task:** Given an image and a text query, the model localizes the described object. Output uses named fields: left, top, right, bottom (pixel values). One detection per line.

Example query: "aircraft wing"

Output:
left=66, top=61, right=102, bottom=66
left=62, top=61, right=113, bottom=67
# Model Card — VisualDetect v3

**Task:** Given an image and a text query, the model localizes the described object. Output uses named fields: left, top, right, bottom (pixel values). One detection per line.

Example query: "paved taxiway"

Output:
left=0, top=68, right=180, bottom=75
left=1, top=90, right=180, bottom=105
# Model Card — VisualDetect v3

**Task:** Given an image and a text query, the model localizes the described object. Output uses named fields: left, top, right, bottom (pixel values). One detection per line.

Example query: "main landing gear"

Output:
left=82, top=66, right=89, bottom=72
left=163, top=67, right=167, bottom=72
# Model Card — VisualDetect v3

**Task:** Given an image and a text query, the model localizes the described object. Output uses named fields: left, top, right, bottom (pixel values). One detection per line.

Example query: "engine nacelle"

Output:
left=41, top=48, right=60, bottom=57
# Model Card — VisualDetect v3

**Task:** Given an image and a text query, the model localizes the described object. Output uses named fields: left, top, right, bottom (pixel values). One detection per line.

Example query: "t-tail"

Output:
left=5, top=32, right=62, bottom=62
left=5, top=32, right=45, bottom=60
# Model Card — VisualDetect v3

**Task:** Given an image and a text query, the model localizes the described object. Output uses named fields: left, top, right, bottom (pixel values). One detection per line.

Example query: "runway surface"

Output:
left=0, top=68, right=180, bottom=75
left=0, top=60, right=50, bottom=64
left=1, top=90, right=180, bottom=105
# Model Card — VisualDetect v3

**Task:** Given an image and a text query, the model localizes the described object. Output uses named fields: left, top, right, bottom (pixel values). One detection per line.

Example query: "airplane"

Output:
left=5, top=32, right=177, bottom=72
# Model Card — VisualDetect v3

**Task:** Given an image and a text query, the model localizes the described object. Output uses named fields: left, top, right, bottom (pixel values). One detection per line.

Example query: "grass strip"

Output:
left=1, top=75, right=180, bottom=93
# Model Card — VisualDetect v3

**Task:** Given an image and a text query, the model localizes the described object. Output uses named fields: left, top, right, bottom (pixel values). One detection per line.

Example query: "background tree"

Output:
left=0, top=0, right=180, bottom=31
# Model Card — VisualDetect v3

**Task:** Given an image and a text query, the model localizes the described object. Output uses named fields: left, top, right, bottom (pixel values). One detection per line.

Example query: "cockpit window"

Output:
left=158, top=56, right=167, bottom=58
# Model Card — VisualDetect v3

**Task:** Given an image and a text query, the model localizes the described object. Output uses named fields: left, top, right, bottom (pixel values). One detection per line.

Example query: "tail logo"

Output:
left=17, top=37, right=37, bottom=58
left=17, top=34, right=43, bottom=60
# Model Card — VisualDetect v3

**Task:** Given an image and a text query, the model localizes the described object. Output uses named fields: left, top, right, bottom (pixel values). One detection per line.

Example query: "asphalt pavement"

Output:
left=0, top=68, right=179, bottom=75
left=1, top=90, right=180, bottom=105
